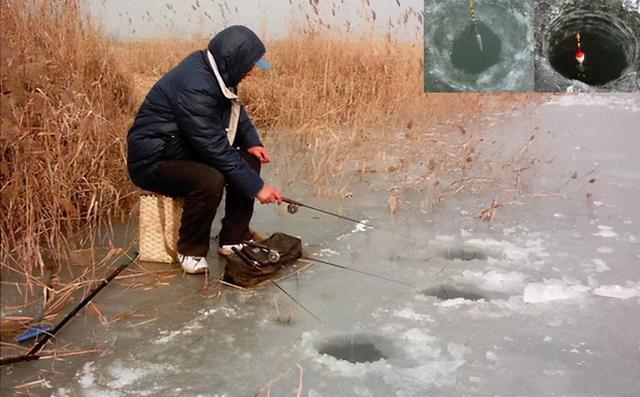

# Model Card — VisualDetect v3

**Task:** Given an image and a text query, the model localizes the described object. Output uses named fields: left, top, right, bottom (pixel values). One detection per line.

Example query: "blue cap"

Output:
left=255, top=58, right=272, bottom=71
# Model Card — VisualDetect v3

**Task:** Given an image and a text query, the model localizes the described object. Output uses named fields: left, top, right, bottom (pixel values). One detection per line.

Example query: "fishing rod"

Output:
left=232, top=246, right=322, bottom=323
left=282, top=197, right=419, bottom=244
left=302, top=256, right=416, bottom=289
left=468, top=0, right=484, bottom=53
left=0, top=251, right=138, bottom=366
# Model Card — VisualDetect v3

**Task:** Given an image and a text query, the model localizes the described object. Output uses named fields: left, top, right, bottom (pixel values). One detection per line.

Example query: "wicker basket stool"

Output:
left=138, top=192, right=184, bottom=263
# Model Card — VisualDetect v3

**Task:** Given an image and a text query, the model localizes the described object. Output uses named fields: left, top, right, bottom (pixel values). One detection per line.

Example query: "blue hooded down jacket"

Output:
left=127, top=26, right=266, bottom=199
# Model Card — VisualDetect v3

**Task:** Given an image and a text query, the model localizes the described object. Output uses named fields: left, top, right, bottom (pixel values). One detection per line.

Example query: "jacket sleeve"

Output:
left=173, top=88, right=264, bottom=199
left=234, top=106, right=263, bottom=149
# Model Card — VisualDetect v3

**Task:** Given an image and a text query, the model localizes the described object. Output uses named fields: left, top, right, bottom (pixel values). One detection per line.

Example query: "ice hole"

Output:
left=443, top=247, right=488, bottom=261
left=451, top=21, right=502, bottom=74
left=546, top=8, right=636, bottom=86
left=317, top=335, right=387, bottom=364
left=421, top=284, right=488, bottom=301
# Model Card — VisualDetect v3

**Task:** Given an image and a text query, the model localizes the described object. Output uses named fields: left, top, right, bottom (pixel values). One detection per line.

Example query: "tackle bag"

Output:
left=224, top=232, right=302, bottom=288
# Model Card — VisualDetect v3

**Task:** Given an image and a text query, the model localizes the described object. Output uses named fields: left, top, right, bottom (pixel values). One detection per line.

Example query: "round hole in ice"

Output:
left=317, top=335, right=387, bottom=364
left=450, top=21, right=502, bottom=74
left=442, top=247, right=487, bottom=261
left=421, top=284, right=488, bottom=301
left=545, top=6, right=638, bottom=86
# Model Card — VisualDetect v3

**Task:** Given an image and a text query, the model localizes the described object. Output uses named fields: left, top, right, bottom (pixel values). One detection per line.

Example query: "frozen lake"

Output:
left=2, top=94, right=639, bottom=396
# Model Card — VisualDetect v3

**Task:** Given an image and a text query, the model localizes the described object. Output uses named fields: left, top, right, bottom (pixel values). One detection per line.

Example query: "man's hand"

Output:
left=256, top=183, right=282, bottom=204
left=247, top=146, right=271, bottom=164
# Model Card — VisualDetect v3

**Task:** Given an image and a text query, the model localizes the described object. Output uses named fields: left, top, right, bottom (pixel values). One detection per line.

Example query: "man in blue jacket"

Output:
left=127, top=25, right=282, bottom=274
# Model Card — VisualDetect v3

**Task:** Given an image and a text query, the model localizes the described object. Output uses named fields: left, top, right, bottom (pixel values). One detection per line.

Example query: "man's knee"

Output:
left=191, top=172, right=225, bottom=204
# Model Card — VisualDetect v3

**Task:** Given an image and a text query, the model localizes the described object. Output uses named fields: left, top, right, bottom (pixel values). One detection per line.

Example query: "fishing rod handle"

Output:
left=231, top=246, right=259, bottom=268
left=27, top=252, right=138, bottom=357
left=282, top=197, right=302, bottom=205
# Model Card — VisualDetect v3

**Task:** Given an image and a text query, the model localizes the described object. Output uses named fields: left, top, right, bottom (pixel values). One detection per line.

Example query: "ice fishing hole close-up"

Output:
left=545, top=7, right=639, bottom=86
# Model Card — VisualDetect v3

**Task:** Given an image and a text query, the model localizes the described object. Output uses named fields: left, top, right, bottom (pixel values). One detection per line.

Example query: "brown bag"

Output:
left=224, top=233, right=302, bottom=288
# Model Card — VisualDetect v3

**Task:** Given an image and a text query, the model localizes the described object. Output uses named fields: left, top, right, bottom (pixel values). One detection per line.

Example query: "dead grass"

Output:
left=1, top=0, right=137, bottom=279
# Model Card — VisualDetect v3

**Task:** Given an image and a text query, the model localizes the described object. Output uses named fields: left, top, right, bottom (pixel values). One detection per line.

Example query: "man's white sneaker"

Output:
left=218, top=243, right=245, bottom=256
left=178, top=254, right=209, bottom=274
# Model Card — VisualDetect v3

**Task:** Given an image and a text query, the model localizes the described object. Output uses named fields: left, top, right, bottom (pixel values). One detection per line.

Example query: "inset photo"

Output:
left=535, top=0, right=640, bottom=92
left=424, top=0, right=534, bottom=92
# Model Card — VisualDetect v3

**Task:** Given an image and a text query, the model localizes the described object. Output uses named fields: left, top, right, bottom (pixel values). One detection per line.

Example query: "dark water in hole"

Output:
left=422, top=285, right=488, bottom=301
left=549, top=33, right=628, bottom=85
left=443, top=247, right=488, bottom=261
left=318, top=337, right=386, bottom=363
left=451, top=21, right=502, bottom=74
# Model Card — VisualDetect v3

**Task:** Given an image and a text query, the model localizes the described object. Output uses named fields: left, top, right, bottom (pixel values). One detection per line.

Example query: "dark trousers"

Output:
left=131, top=151, right=260, bottom=257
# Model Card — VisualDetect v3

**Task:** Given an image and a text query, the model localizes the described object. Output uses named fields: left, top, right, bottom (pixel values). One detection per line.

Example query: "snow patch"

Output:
left=106, top=361, right=149, bottom=389
left=592, top=225, right=618, bottom=238
left=315, top=248, right=340, bottom=257
left=596, top=246, right=614, bottom=254
left=77, top=362, right=96, bottom=389
left=336, top=220, right=370, bottom=240
left=544, top=95, right=640, bottom=113
left=592, top=259, right=610, bottom=273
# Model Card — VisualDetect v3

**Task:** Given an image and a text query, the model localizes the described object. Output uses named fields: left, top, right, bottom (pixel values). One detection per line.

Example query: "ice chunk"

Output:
left=593, top=285, right=640, bottom=299
left=523, top=281, right=590, bottom=303
left=435, top=297, right=477, bottom=307
left=393, top=307, right=433, bottom=322
left=455, top=270, right=528, bottom=293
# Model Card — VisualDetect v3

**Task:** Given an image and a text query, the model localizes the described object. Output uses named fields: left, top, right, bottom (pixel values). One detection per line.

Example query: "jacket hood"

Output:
left=207, top=25, right=266, bottom=88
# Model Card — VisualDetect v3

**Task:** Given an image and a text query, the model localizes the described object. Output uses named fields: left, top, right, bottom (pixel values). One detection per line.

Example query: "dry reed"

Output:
left=1, top=0, right=136, bottom=279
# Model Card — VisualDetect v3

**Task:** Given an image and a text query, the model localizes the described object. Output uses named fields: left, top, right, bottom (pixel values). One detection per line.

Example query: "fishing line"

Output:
left=468, top=0, right=484, bottom=53
left=282, top=197, right=421, bottom=244
left=232, top=246, right=322, bottom=323
left=302, top=256, right=416, bottom=289
left=270, top=280, right=322, bottom=324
